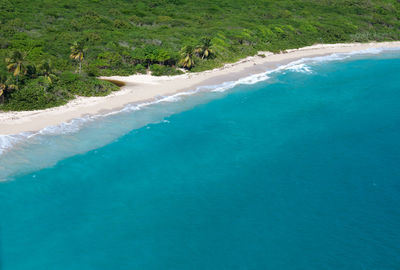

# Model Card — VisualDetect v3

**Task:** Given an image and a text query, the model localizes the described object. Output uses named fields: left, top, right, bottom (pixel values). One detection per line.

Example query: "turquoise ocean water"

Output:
left=1, top=49, right=400, bottom=269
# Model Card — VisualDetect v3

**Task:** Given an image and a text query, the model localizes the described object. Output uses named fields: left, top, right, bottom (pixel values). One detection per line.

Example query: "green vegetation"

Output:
left=179, top=45, right=196, bottom=70
left=70, top=41, right=85, bottom=74
left=1, top=0, right=399, bottom=111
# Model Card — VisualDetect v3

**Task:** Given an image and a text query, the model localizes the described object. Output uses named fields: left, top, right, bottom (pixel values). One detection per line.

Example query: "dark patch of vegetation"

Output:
left=1, top=0, right=399, bottom=110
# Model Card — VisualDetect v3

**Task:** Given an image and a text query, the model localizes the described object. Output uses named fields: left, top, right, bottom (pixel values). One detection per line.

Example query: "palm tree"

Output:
left=0, top=74, right=6, bottom=102
left=70, top=41, right=85, bottom=74
left=0, top=82, right=5, bottom=103
left=179, top=45, right=195, bottom=70
left=39, top=61, right=57, bottom=84
left=0, top=75, right=17, bottom=104
left=195, top=37, right=214, bottom=59
left=5, top=51, right=27, bottom=84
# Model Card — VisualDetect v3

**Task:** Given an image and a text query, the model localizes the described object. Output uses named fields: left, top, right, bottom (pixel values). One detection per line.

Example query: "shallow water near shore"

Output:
left=1, top=50, right=400, bottom=269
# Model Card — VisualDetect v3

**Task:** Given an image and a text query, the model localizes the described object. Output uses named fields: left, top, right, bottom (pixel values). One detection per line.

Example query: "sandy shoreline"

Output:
left=1, top=41, right=400, bottom=135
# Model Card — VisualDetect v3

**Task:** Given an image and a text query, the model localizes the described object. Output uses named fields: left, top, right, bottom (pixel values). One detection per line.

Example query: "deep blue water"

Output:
left=1, top=51, right=400, bottom=269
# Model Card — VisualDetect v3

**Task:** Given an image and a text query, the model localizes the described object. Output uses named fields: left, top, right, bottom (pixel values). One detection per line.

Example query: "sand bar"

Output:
left=1, top=41, right=400, bottom=135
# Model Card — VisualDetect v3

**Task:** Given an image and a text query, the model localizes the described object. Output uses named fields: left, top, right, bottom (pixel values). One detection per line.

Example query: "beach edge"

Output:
left=1, top=41, right=400, bottom=135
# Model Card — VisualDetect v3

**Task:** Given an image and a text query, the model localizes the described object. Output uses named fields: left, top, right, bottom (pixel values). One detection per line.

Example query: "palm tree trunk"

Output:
left=79, top=61, right=82, bottom=74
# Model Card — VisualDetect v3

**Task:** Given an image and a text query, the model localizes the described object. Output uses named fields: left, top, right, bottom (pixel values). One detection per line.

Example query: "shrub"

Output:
left=3, top=79, right=70, bottom=111
left=59, top=71, right=80, bottom=84
left=135, top=64, right=147, bottom=74
left=54, top=72, right=119, bottom=96
left=65, top=76, right=119, bottom=96
left=85, top=64, right=100, bottom=77
left=113, top=19, right=130, bottom=29
left=150, top=64, right=183, bottom=76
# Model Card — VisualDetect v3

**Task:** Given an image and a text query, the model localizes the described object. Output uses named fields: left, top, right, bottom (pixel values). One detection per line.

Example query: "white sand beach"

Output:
left=1, top=41, right=400, bottom=135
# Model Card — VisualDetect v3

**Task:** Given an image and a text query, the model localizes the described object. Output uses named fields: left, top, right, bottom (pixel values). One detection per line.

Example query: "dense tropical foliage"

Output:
left=0, top=0, right=399, bottom=110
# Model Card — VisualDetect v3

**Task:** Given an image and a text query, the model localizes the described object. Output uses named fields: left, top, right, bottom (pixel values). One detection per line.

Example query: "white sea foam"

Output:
left=210, top=73, right=271, bottom=92
left=38, top=117, right=94, bottom=135
left=286, top=63, right=313, bottom=74
left=0, top=133, right=29, bottom=155
left=0, top=46, right=398, bottom=157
